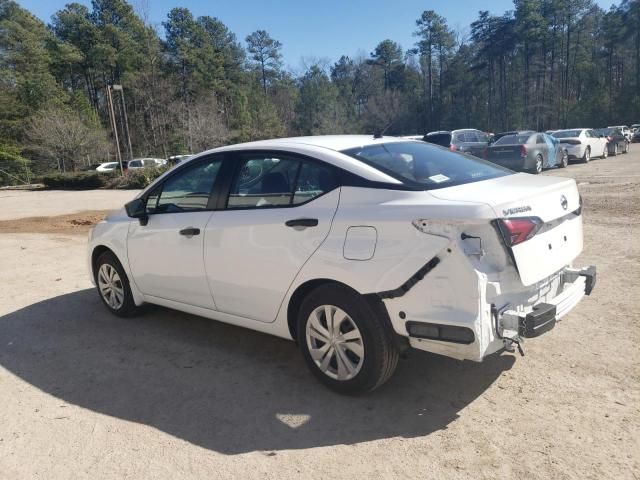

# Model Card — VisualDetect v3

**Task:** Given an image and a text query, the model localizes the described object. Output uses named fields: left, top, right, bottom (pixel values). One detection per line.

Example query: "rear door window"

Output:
left=226, top=154, right=337, bottom=209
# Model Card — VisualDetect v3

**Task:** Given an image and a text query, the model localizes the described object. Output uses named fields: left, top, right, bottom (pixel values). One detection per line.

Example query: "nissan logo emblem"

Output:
left=560, top=195, right=568, bottom=210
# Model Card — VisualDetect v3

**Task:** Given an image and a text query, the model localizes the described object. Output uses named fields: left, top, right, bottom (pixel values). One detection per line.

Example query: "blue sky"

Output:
left=19, top=0, right=617, bottom=71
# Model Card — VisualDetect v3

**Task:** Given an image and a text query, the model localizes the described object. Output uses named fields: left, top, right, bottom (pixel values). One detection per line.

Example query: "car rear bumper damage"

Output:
left=382, top=258, right=596, bottom=362
left=498, top=266, right=595, bottom=340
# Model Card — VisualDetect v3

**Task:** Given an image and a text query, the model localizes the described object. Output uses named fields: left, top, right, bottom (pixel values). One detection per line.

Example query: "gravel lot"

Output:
left=0, top=149, right=638, bottom=479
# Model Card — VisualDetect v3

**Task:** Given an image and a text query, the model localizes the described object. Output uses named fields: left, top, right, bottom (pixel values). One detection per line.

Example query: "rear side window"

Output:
left=342, top=141, right=511, bottom=190
left=464, top=132, right=479, bottom=142
left=227, top=154, right=336, bottom=209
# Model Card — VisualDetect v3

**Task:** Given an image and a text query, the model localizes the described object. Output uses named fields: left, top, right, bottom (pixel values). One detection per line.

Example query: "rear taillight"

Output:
left=520, top=145, right=528, bottom=158
left=495, top=217, right=543, bottom=247
left=449, top=144, right=456, bottom=151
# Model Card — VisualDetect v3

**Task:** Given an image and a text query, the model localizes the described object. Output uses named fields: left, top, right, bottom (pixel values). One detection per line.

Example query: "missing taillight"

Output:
left=495, top=217, right=543, bottom=247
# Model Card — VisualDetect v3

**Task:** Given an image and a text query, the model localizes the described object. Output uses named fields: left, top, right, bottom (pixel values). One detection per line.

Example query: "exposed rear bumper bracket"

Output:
left=518, top=303, right=557, bottom=338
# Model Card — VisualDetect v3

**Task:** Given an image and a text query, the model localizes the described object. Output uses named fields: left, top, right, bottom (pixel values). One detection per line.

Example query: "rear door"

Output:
left=203, top=151, right=340, bottom=323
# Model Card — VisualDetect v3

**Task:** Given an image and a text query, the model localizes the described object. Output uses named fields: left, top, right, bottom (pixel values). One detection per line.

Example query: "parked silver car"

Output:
left=483, top=132, right=568, bottom=174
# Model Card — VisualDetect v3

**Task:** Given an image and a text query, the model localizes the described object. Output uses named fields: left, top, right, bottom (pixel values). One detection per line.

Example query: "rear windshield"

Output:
left=493, top=134, right=530, bottom=145
left=552, top=130, right=582, bottom=138
left=423, top=133, right=451, bottom=147
left=341, top=141, right=511, bottom=190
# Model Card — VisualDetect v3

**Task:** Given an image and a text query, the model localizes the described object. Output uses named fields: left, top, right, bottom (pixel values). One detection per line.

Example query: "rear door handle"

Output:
left=285, top=218, right=318, bottom=228
left=179, top=227, right=200, bottom=236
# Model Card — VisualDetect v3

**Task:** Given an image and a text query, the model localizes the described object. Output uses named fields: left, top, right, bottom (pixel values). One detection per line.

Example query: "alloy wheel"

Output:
left=305, top=305, right=364, bottom=381
left=98, top=263, right=125, bottom=310
left=535, top=156, right=543, bottom=174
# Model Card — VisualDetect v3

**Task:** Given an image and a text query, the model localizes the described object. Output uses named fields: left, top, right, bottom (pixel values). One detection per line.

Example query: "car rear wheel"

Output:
left=559, top=149, right=568, bottom=168
left=533, top=154, right=543, bottom=174
left=95, top=251, right=139, bottom=317
left=582, top=147, right=590, bottom=163
left=297, top=284, right=399, bottom=394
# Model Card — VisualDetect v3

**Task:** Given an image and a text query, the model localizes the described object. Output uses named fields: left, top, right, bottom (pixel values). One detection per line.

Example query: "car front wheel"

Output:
left=95, top=251, right=140, bottom=317
left=582, top=147, right=590, bottom=163
left=297, top=284, right=399, bottom=394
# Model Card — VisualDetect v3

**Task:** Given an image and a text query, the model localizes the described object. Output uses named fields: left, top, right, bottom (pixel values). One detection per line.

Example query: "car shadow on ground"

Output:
left=0, top=289, right=514, bottom=454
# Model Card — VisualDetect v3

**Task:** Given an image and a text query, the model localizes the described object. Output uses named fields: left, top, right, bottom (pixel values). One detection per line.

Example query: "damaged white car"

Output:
left=88, top=135, right=596, bottom=394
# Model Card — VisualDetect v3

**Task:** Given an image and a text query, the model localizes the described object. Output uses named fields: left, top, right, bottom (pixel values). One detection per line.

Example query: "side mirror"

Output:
left=125, top=198, right=149, bottom=226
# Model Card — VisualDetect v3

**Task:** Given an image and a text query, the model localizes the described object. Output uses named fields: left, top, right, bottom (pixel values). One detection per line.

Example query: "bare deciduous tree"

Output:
left=27, top=107, right=109, bottom=172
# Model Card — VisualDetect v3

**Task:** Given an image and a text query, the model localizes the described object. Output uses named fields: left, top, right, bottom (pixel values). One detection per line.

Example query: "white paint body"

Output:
left=88, top=135, right=593, bottom=362
left=552, top=128, right=608, bottom=160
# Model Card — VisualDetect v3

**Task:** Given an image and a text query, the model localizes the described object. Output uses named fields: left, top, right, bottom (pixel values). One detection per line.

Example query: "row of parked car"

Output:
left=82, top=154, right=193, bottom=173
left=406, top=125, right=634, bottom=174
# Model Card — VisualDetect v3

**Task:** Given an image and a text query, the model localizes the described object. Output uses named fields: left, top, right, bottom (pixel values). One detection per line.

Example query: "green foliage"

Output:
left=0, top=144, right=31, bottom=186
left=41, top=171, right=113, bottom=189
left=1, top=0, right=639, bottom=168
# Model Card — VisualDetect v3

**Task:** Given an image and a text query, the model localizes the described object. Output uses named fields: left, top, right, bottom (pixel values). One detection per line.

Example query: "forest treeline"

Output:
left=0, top=0, right=638, bottom=178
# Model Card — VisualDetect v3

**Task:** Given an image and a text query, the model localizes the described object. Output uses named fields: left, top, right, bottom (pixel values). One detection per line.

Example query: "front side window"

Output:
left=342, top=141, right=511, bottom=190
left=227, top=154, right=337, bottom=209
left=148, top=158, right=222, bottom=213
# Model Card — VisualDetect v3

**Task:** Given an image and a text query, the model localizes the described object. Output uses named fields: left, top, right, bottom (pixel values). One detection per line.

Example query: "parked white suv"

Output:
left=552, top=128, right=609, bottom=162
left=88, top=135, right=596, bottom=393
left=127, top=158, right=166, bottom=170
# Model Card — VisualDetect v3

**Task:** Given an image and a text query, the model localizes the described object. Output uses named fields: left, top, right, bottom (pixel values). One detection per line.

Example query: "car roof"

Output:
left=210, top=135, right=411, bottom=153
left=191, top=135, right=415, bottom=184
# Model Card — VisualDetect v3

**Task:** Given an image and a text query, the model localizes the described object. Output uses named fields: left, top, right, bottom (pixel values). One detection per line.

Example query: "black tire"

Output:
left=94, top=251, right=140, bottom=317
left=582, top=147, right=591, bottom=163
left=296, top=284, right=399, bottom=394
left=559, top=149, right=568, bottom=168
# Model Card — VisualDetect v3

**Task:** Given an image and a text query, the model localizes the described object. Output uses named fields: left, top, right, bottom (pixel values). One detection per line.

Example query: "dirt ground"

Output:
left=0, top=149, right=638, bottom=479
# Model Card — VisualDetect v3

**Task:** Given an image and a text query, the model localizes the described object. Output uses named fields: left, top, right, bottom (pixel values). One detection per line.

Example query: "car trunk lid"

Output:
left=429, top=173, right=583, bottom=285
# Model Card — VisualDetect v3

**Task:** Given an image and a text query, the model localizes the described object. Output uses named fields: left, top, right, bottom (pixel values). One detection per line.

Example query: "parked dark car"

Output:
left=423, top=129, right=490, bottom=157
left=595, top=128, right=630, bottom=155
left=483, top=132, right=568, bottom=174
left=632, top=129, right=640, bottom=143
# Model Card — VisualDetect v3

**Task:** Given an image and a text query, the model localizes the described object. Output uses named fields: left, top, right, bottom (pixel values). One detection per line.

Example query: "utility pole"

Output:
left=112, top=84, right=133, bottom=160
left=106, top=85, right=124, bottom=175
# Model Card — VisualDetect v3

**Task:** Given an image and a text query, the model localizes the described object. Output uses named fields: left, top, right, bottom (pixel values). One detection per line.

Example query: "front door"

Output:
left=204, top=152, right=340, bottom=323
left=127, top=156, right=224, bottom=309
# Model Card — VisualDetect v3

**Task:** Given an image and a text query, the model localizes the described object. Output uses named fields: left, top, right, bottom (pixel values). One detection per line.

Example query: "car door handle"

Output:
left=179, top=227, right=200, bottom=236
left=285, top=218, right=318, bottom=228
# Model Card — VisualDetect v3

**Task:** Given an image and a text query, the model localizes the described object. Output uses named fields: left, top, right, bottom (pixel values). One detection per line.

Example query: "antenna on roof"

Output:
left=374, top=121, right=394, bottom=139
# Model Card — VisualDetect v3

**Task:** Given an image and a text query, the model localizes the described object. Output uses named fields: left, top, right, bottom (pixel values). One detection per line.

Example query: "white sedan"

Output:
left=88, top=135, right=596, bottom=393
left=552, top=128, right=609, bottom=162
